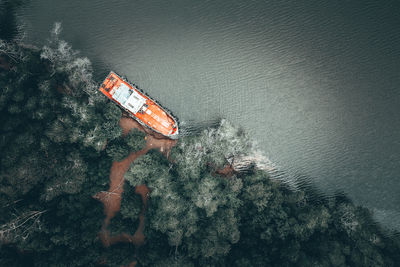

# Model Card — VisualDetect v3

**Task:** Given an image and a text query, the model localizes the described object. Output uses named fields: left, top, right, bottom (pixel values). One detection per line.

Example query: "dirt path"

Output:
left=94, top=115, right=177, bottom=264
left=94, top=148, right=150, bottom=231
left=98, top=185, right=150, bottom=247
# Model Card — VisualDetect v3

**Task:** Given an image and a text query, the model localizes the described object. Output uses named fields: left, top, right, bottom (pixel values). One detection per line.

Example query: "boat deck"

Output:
left=99, top=72, right=178, bottom=137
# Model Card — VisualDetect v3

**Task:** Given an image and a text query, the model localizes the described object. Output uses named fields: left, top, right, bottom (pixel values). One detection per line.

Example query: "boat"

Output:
left=99, top=71, right=179, bottom=139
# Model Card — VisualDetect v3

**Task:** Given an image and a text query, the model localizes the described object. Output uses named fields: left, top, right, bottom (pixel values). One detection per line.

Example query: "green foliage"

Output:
left=108, top=184, right=142, bottom=237
left=0, top=24, right=121, bottom=266
left=120, top=183, right=142, bottom=220
left=124, top=150, right=169, bottom=186
left=1, top=23, right=399, bottom=267
left=125, top=128, right=146, bottom=151
left=170, top=119, right=252, bottom=179
left=126, top=123, right=258, bottom=264
left=106, top=137, right=130, bottom=162
left=129, top=123, right=400, bottom=266
left=106, top=129, right=145, bottom=162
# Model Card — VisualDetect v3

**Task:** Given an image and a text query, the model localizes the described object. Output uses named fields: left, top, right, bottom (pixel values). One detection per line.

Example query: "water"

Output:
left=8, top=0, right=400, bottom=230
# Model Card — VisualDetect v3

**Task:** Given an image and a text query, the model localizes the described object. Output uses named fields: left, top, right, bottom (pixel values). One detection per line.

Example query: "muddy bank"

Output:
left=119, top=113, right=177, bottom=154
left=120, top=115, right=177, bottom=156
left=119, top=115, right=143, bottom=136
left=120, top=114, right=169, bottom=140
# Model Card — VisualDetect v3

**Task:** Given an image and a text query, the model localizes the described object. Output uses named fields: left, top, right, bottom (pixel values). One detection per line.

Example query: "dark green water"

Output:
left=6, top=0, right=400, bottom=231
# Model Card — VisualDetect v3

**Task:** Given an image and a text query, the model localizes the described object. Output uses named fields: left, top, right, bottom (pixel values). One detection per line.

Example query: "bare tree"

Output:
left=0, top=209, right=47, bottom=243
left=0, top=40, right=26, bottom=63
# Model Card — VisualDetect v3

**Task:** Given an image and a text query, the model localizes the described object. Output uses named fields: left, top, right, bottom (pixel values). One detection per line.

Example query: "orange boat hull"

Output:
left=99, top=72, right=179, bottom=139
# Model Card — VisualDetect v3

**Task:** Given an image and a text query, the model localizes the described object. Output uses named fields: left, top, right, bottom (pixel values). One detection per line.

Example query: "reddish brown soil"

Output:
left=215, top=164, right=237, bottom=178
left=120, top=114, right=177, bottom=157
left=119, top=115, right=143, bottom=136
left=94, top=148, right=150, bottom=232
left=94, top=115, right=178, bottom=263
left=120, top=114, right=173, bottom=140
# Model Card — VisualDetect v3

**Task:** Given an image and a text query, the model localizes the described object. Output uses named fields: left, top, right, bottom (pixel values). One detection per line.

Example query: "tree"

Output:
left=1, top=22, right=400, bottom=267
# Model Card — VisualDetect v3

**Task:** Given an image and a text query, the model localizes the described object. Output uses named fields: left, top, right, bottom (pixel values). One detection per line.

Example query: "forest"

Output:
left=1, top=19, right=400, bottom=266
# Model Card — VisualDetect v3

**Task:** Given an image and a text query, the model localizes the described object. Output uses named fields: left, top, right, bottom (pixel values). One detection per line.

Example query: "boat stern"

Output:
left=169, top=127, right=179, bottom=139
